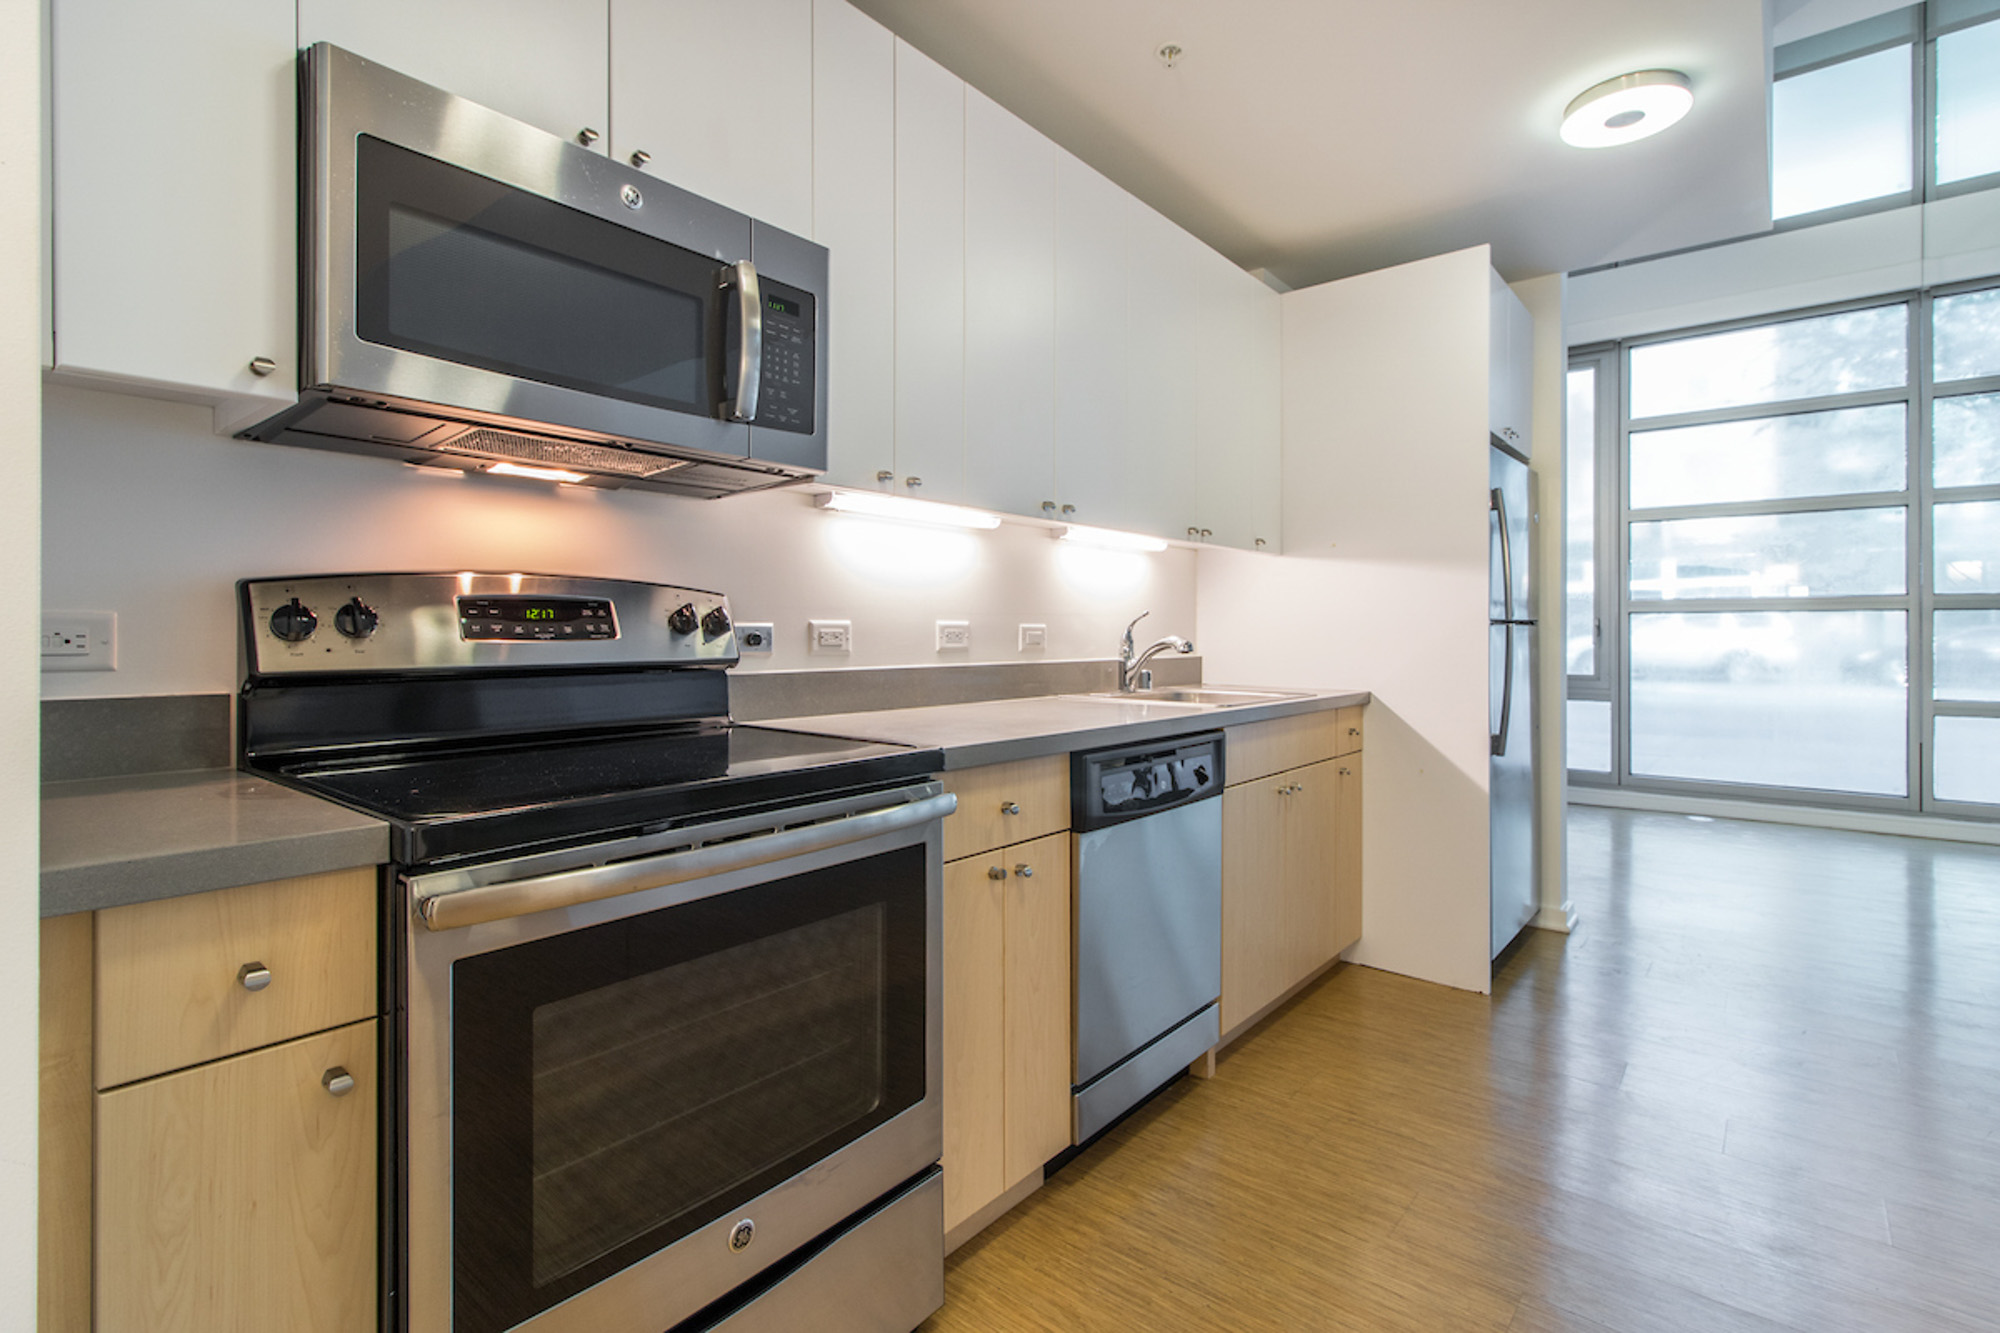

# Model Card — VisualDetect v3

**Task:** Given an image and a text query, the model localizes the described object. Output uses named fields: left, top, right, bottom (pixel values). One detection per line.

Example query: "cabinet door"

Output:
left=1003, top=832, right=1072, bottom=1184
left=812, top=0, right=896, bottom=488
left=299, top=0, right=609, bottom=149
left=609, top=0, right=814, bottom=238
left=1284, top=759, right=1342, bottom=976
left=1052, top=151, right=1132, bottom=530
left=1122, top=205, right=1199, bottom=539
left=893, top=40, right=966, bottom=501
left=942, top=856, right=1006, bottom=1232
left=96, top=1021, right=377, bottom=1333
left=52, top=0, right=297, bottom=411
left=1220, top=773, right=1288, bottom=1034
left=964, top=90, right=1056, bottom=519
left=1196, top=264, right=1282, bottom=551
left=1488, top=269, right=1532, bottom=452
left=1333, top=753, right=1364, bottom=955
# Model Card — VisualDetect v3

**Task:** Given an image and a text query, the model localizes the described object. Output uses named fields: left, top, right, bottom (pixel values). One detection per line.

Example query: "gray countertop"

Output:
left=766, top=686, right=1370, bottom=770
left=41, top=769, right=390, bottom=917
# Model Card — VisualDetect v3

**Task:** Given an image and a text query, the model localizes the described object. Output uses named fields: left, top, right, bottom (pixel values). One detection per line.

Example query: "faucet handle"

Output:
left=1121, top=611, right=1150, bottom=653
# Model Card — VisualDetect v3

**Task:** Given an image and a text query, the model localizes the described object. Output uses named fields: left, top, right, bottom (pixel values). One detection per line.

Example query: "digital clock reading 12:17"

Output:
left=523, top=607, right=556, bottom=620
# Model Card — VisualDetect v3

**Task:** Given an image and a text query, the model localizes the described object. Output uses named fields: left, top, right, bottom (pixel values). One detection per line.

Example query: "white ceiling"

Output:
left=849, top=0, right=1778, bottom=288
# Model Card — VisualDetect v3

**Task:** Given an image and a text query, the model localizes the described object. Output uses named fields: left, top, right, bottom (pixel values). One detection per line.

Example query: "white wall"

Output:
left=1198, top=245, right=1496, bottom=995
left=40, top=385, right=1197, bottom=700
left=3, top=0, right=42, bottom=1316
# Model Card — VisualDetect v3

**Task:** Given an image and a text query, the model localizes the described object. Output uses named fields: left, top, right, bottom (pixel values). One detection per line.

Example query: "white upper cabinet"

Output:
left=963, top=90, right=1056, bottom=520
left=892, top=39, right=967, bottom=503
left=1052, top=153, right=1133, bottom=532
left=1489, top=269, right=1533, bottom=453
left=52, top=0, right=298, bottom=413
left=1194, top=258, right=1282, bottom=551
left=299, top=0, right=610, bottom=150
left=812, top=0, right=897, bottom=488
left=1122, top=204, right=1199, bottom=540
left=609, top=0, right=814, bottom=238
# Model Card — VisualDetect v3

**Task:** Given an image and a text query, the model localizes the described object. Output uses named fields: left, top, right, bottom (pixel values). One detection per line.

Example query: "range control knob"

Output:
left=269, top=598, right=318, bottom=643
left=333, top=597, right=379, bottom=639
left=667, top=603, right=699, bottom=635
left=701, top=605, right=731, bottom=637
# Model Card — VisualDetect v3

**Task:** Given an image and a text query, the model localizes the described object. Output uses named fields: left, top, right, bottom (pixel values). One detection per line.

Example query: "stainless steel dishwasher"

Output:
left=1070, top=731, right=1224, bottom=1143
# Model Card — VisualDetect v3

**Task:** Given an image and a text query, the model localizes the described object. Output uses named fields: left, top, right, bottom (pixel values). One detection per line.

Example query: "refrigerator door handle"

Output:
left=1493, top=623, right=1514, bottom=757
left=1491, top=486, right=1515, bottom=624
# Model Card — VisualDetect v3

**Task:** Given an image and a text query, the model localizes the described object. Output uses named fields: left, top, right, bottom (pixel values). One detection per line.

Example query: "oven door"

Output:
left=402, top=786, right=949, bottom=1333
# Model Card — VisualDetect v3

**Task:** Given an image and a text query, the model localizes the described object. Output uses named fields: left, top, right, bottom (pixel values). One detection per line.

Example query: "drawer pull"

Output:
left=1339, top=767, right=1352, bottom=776
left=1348, top=727, right=1361, bottom=737
left=999, top=801, right=1021, bottom=815
left=1013, top=863, right=1034, bottom=878
left=322, top=1067, right=355, bottom=1098
left=988, top=866, right=1007, bottom=881
left=237, top=962, right=272, bottom=992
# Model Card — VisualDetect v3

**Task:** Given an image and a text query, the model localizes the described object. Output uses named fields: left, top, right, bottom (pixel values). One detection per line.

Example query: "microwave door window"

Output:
left=354, top=136, right=725, bottom=416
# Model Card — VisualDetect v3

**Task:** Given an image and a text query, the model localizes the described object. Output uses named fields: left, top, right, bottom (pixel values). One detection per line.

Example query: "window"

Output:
left=1568, top=280, right=2000, bottom=816
left=1772, top=43, right=1913, bottom=219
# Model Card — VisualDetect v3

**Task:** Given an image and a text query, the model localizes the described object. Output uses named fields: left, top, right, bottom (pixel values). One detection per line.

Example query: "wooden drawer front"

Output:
left=96, top=868, right=377, bottom=1088
left=1226, top=712, right=1340, bottom=785
left=1334, top=705, right=1364, bottom=756
left=96, top=1019, right=378, bottom=1333
left=940, top=756, right=1069, bottom=861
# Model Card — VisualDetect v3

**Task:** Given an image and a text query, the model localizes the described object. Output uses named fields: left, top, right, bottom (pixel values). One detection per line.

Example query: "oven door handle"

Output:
left=414, top=791, right=958, bottom=931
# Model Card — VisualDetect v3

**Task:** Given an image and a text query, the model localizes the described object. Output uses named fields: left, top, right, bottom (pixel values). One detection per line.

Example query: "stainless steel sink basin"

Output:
left=1067, top=687, right=1312, bottom=709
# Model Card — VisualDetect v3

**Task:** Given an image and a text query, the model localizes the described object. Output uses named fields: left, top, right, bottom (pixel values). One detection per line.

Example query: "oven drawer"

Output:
left=95, top=868, right=377, bottom=1088
left=939, top=757, right=1068, bottom=860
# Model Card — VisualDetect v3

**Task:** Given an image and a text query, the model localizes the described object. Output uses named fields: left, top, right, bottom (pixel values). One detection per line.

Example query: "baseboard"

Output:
left=1568, top=786, right=2000, bottom=846
left=1532, top=903, right=1577, bottom=933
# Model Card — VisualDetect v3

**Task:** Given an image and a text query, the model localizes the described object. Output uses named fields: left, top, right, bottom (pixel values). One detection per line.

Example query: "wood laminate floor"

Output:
left=920, top=807, right=2000, bottom=1332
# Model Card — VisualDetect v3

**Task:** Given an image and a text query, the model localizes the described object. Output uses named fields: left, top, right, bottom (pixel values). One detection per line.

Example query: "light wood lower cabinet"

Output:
left=941, top=829, right=1071, bottom=1233
left=1221, top=747, right=1363, bottom=1038
left=96, top=1020, right=378, bottom=1333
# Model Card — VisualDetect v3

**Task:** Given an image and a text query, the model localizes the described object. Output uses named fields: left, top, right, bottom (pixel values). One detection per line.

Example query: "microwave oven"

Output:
left=241, top=44, right=827, bottom=498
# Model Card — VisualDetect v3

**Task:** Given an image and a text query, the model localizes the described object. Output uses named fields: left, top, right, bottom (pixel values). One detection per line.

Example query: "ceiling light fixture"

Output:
left=1055, top=524, right=1170, bottom=553
left=1560, top=69, right=1693, bottom=148
left=487, top=461, right=589, bottom=484
left=815, top=489, right=1002, bottom=530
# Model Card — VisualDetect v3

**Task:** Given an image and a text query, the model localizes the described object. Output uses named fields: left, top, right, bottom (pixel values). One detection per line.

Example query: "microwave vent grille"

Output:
left=434, top=428, right=691, bottom=479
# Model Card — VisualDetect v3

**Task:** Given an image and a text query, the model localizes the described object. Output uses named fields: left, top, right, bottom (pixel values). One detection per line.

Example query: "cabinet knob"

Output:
left=577, top=127, right=601, bottom=146
left=877, top=470, right=896, bottom=483
left=1188, top=527, right=1200, bottom=539
left=1255, top=537, right=1268, bottom=549
left=237, top=962, right=272, bottom=992
left=629, top=149, right=651, bottom=168
left=1348, top=727, right=1361, bottom=736
left=248, top=356, right=277, bottom=377
left=905, top=476, right=922, bottom=489
left=988, top=865, right=1007, bottom=881
left=1000, top=801, right=1020, bottom=815
left=1044, top=501, right=1059, bottom=514
left=1338, top=767, right=1352, bottom=776
left=322, top=1067, right=356, bottom=1098
left=1199, top=528, right=1212, bottom=539
left=1013, top=863, right=1034, bottom=878
left=1060, top=504, right=1077, bottom=517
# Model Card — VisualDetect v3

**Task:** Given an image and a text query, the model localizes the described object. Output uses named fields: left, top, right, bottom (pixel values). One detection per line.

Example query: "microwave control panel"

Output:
left=755, top=280, right=817, bottom=435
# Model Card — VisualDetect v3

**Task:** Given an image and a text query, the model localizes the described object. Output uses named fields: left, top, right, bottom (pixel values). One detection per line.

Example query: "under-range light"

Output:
left=1560, top=70, right=1693, bottom=148
left=487, top=461, right=589, bottom=484
left=1055, top=524, right=1170, bottom=553
left=815, top=489, right=1003, bottom=530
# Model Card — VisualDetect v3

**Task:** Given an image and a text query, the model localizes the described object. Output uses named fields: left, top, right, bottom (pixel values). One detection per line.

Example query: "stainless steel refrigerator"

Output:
left=1489, top=443, right=1537, bottom=958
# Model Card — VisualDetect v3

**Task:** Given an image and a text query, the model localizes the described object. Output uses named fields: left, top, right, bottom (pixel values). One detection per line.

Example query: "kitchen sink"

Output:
left=1067, top=687, right=1313, bottom=709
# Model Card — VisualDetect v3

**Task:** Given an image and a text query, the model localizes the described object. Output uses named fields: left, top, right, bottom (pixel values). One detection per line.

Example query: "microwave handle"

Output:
left=722, top=259, right=763, bottom=423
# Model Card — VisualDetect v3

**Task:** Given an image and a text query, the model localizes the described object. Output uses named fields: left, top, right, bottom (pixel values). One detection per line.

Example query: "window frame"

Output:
left=1565, top=345, right=1619, bottom=784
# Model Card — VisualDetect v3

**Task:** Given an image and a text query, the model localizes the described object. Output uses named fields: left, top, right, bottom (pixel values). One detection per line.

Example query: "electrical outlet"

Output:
left=736, top=622, right=775, bottom=654
left=1019, top=623, right=1048, bottom=650
left=41, top=611, right=117, bottom=672
left=808, top=619, right=852, bottom=654
left=936, top=620, right=971, bottom=651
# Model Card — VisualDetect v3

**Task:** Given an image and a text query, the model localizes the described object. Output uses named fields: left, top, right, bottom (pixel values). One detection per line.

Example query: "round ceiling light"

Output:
left=1560, top=69, right=1693, bottom=148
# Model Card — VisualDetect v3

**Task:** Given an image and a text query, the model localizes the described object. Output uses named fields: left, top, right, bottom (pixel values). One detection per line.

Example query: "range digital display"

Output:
left=766, top=293, right=801, bottom=318
left=458, top=596, right=617, bottom=641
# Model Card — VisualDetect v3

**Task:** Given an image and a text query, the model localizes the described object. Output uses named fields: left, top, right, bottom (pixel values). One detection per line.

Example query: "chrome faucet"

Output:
left=1118, top=611, right=1194, bottom=692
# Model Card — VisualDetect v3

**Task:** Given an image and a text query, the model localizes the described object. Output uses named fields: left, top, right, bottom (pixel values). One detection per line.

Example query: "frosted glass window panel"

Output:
left=1933, top=289, right=2000, bottom=384
left=1935, top=500, right=2000, bottom=592
left=1936, top=19, right=2000, bottom=186
left=1629, top=405, right=1906, bottom=508
left=1935, top=716, right=2000, bottom=804
left=1567, top=699, right=1611, bottom=772
left=1934, top=610, right=2000, bottom=702
left=1629, top=305, right=1908, bottom=419
left=1771, top=46, right=1914, bottom=219
left=1567, top=366, right=1596, bottom=676
left=1933, top=392, right=2000, bottom=488
left=1630, top=611, right=1907, bottom=795
left=1629, top=508, right=1906, bottom=600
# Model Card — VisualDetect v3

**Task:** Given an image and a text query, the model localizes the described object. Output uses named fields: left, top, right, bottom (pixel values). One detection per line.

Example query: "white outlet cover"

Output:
left=808, top=619, right=852, bottom=654
left=936, top=620, right=971, bottom=651
left=1019, top=623, right=1048, bottom=650
left=41, top=610, right=117, bottom=672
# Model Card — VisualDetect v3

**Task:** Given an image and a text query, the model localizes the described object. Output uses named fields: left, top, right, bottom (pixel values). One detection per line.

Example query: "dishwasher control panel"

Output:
left=1071, top=731, right=1225, bottom=831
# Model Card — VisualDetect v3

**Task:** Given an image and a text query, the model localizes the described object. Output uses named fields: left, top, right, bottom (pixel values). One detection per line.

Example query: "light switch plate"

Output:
left=808, top=619, right=851, bottom=654
left=936, top=620, right=971, bottom=651
left=1018, top=623, right=1047, bottom=650
left=42, top=611, right=116, bottom=672
left=736, top=622, right=775, bottom=653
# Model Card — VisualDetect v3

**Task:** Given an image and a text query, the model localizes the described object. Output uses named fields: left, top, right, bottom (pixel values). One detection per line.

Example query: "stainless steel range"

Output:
left=237, top=572, right=951, bottom=1333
